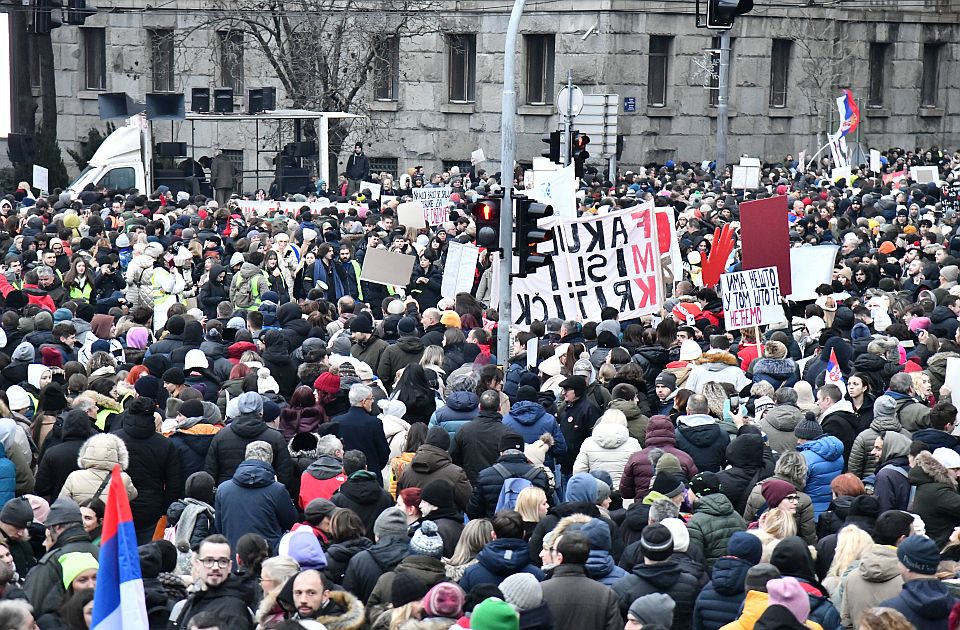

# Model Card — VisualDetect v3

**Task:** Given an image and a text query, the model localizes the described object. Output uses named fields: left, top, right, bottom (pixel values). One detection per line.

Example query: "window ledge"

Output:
left=920, top=107, right=944, bottom=118
left=646, top=106, right=674, bottom=117
left=768, top=108, right=794, bottom=118
left=369, top=100, right=399, bottom=112
left=865, top=107, right=890, bottom=117
left=441, top=102, right=475, bottom=114
left=706, top=108, right=738, bottom=118
left=518, top=104, right=554, bottom=116
left=78, top=90, right=105, bottom=100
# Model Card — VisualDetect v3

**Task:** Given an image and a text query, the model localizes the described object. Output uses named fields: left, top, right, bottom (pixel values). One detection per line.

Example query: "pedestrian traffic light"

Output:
left=572, top=132, right=591, bottom=178
left=515, top=197, right=554, bottom=277
left=65, top=0, right=95, bottom=25
left=472, top=198, right=501, bottom=250
left=706, top=0, right=753, bottom=29
left=541, top=131, right=561, bottom=165
left=32, top=0, right=62, bottom=33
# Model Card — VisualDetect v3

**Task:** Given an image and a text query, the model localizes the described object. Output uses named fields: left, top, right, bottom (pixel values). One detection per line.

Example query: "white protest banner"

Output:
left=529, top=164, right=576, bottom=219
left=494, top=203, right=663, bottom=329
left=381, top=195, right=397, bottom=206
left=359, top=181, right=381, bottom=200
left=719, top=266, right=787, bottom=330
left=471, top=148, right=485, bottom=164
left=946, top=357, right=960, bottom=398
left=441, top=241, right=479, bottom=298
left=235, top=200, right=328, bottom=217
left=654, top=204, right=682, bottom=284
left=397, top=200, right=426, bottom=228
left=785, top=245, right=839, bottom=301
left=412, top=187, right=452, bottom=225
left=910, top=166, right=940, bottom=185
left=797, top=151, right=806, bottom=173
left=732, top=165, right=759, bottom=190
left=870, top=149, right=882, bottom=174
left=359, top=248, right=416, bottom=286
left=32, top=165, right=48, bottom=194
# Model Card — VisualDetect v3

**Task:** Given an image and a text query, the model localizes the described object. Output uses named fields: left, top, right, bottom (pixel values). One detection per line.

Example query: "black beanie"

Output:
left=391, top=572, right=428, bottom=607
left=425, top=426, right=451, bottom=450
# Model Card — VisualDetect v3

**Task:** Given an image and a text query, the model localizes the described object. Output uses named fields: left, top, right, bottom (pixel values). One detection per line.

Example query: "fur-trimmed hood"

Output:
left=314, top=589, right=365, bottom=630
left=910, top=450, right=956, bottom=488
left=696, top=350, right=739, bottom=367
left=78, top=433, right=130, bottom=471
left=80, top=389, right=124, bottom=413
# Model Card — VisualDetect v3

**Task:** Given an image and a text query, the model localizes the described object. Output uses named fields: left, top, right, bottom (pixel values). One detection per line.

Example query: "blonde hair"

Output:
left=827, top=525, right=874, bottom=579
left=910, top=371, right=930, bottom=394
left=761, top=507, right=797, bottom=539
left=420, top=346, right=445, bottom=370
left=856, top=607, right=914, bottom=630
left=597, top=364, right=617, bottom=383
left=447, top=518, right=492, bottom=566
left=515, top=486, right=547, bottom=523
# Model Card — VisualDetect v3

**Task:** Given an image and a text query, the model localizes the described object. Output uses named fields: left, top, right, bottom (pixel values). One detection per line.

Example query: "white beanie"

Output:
left=257, top=368, right=280, bottom=395
left=184, top=349, right=209, bottom=370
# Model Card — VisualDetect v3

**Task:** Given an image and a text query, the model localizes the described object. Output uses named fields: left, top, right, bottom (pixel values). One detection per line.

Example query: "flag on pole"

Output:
left=825, top=347, right=846, bottom=389
left=836, top=89, right=860, bottom=137
left=91, top=464, right=149, bottom=630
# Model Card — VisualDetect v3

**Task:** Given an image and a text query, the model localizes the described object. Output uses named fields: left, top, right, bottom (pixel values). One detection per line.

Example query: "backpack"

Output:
left=493, top=463, right=541, bottom=512
left=233, top=272, right=262, bottom=309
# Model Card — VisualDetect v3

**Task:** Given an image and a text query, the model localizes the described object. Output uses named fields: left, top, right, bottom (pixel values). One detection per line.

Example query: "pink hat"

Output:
left=908, top=317, right=931, bottom=332
left=25, top=494, right=50, bottom=524
left=767, top=576, right=810, bottom=624
left=422, top=582, right=464, bottom=618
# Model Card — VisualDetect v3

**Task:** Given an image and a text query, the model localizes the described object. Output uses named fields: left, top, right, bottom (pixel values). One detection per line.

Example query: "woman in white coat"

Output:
left=572, top=408, right=640, bottom=488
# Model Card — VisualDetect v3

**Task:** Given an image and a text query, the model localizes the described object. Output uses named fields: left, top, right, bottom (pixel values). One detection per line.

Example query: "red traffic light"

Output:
left=573, top=134, right=591, bottom=151
left=475, top=201, right=497, bottom=222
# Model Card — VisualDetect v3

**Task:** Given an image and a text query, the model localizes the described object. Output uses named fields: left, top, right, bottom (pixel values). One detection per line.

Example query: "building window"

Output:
left=372, top=36, right=400, bottom=101
left=218, top=30, right=244, bottom=93
left=525, top=34, right=555, bottom=105
left=369, top=157, right=399, bottom=177
left=82, top=28, right=106, bottom=91
left=709, top=36, right=734, bottom=107
left=769, top=39, right=791, bottom=108
left=150, top=29, right=175, bottom=93
left=447, top=34, right=476, bottom=103
left=868, top=43, right=889, bottom=107
left=921, top=42, right=942, bottom=107
left=647, top=35, right=672, bottom=108
left=442, top=160, right=472, bottom=173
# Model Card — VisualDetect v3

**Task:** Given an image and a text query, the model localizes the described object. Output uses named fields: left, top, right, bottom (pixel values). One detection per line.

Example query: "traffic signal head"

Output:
left=573, top=133, right=591, bottom=154
left=472, top=198, right=501, bottom=250
left=515, top=198, right=554, bottom=277
left=541, top=131, right=561, bottom=164
left=706, top=0, right=753, bottom=29
left=572, top=133, right=591, bottom=178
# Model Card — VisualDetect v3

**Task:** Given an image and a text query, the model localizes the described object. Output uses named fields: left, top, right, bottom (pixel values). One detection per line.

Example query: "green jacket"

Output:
left=687, top=493, right=746, bottom=570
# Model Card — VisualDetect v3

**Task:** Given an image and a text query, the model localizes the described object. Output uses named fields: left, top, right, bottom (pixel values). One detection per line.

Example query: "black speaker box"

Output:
left=155, top=142, right=187, bottom=158
left=146, top=93, right=185, bottom=120
left=191, top=88, right=210, bottom=113
left=214, top=88, right=234, bottom=114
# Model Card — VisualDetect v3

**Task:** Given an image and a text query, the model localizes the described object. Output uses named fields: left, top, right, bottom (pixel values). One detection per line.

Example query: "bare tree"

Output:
left=183, top=0, right=435, bottom=182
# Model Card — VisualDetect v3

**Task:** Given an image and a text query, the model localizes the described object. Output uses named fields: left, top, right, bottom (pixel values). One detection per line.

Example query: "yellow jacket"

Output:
left=720, top=591, right=824, bottom=630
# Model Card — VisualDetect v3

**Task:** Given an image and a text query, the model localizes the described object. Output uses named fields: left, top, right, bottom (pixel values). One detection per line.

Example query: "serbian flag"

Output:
left=825, top=347, right=845, bottom=388
left=836, top=90, right=860, bottom=137
left=91, top=465, right=149, bottom=630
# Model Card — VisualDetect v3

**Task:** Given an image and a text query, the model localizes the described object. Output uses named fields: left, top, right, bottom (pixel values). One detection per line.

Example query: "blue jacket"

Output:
left=502, top=401, right=567, bottom=468
left=692, top=556, right=752, bottom=630
left=428, top=391, right=479, bottom=440
left=0, top=444, right=15, bottom=508
left=578, top=518, right=627, bottom=587
left=214, top=459, right=298, bottom=552
left=797, top=435, right=844, bottom=518
left=880, top=578, right=957, bottom=630
left=459, top=538, right=544, bottom=591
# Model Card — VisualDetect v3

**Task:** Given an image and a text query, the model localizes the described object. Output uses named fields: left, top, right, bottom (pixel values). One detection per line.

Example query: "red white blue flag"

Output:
left=825, top=347, right=845, bottom=388
left=836, top=89, right=860, bottom=137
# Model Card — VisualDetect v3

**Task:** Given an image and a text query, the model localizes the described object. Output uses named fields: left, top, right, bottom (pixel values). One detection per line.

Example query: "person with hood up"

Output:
left=214, top=441, right=297, bottom=552
left=685, top=347, right=751, bottom=395
left=198, top=264, right=229, bottom=320
left=803, top=336, right=852, bottom=388
left=114, top=396, right=183, bottom=543
left=166, top=399, right=222, bottom=484
left=459, top=510, right=544, bottom=591
left=342, top=507, right=411, bottom=602
left=229, top=258, right=270, bottom=312
left=555, top=375, right=602, bottom=488
left=768, top=536, right=841, bottom=630
left=751, top=340, right=799, bottom=389
left=298, top=434, right=347, bottom=509
left=879, top=535, right=957, bottom=630
left=692, top=532, right=763, bottom=630
left=398, top=426, right=472, bottom=512
left=204, top=391, right=294, bottom=490
left=794, top=415, right=844, bottom=517
left=378, top=317, right=425, bottom=392
left=908, top=448, right=960, bottom=547
left=850, top=339, right=902, bottom=397
left=502, top=385, right=567, bottom=468
left=675, top=394, right=729, bottom=473
left=428, top=373, right=479, bottom=441
left=568, top=517, right=627, bottom=587
left=619, top=414, right=698, bottom=501
left=612, top=523, right=699, bottom=629
left=33, top=409, right=95, bottom=501
left=687, top=473, right=748, bottom=571
left=572, top=408, right=640, bottom=489
left=870, top=431, right=914, bottom=513
left=260, top=330, right=299, bottom=398
left=847, top=395, right=910, bottom=479
left=331, top=450, right=394, bottom=540
left=59, top=432, right=138, bottom=503
left=166, top=471, right=216, bottom=572
left=761, top=388, right=804, bottom=455
left=276, top=302, right=311, bottom=350
left=717, top=432, right=772, bottom=515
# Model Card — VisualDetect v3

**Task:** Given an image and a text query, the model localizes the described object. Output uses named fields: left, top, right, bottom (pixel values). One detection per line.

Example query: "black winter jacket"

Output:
left=675, top=415, right=729, bottom=473
left=331, top=471, right=395, bottom=540
left=692, top=556, right=753, bottom=630
left=342, top=535, right=409, bottom=602
left=324, top=537, right=373, bottom=584
left=34, top=411, right=94, bottom=500
left=171, top=573, right=254, bottom=630
left=450, top=411, right=512, bottom=484
left=716, top=434, right=771, bottom=515
left=612, top=560, right=700, bottom=630
left=466, top=452, right=551, bottom=519
left=203, top=412, right=294, bottom=490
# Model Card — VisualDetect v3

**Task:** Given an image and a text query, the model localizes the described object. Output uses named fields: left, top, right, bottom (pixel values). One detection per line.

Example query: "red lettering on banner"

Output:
left=632, top=274, right=658, bottom=308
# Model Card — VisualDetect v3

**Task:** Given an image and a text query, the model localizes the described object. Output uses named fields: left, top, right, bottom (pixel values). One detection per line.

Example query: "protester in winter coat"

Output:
left=847, top=395, right=910, bottom=479
left=692, top=532, right=763, bottom=630
left=742, top=452, right=817, bottom=545
left=378, top=318, right=425, bottom=391
left=878, top=535, right=957, bottom=629
left=60, top=433, right=138, bottom=503
left=794, top=417, right=845, bottom=517
left=572, top=408, right=640, bottom=489
left=332, top=383, right=391, bottom=487
left=450, top=390, right=512, bottom=484
left=502, top=386, right=568, bottom=469
left=686, top=473, right=747, bottom=570
left=768, top=537, right=842, bottom=630
left=342, top=507, right=411, bottom=602
left=620, top=415, right=698, bottom=500
left=34, top=409, right=95, bottom=501
left=716, top=433, right=771, bottom=515
left=675, top=394, right=729, bottom=473
left=555, top=375, right=602, bottom=481
left=365, top=523, right=448, bottom=623
left=397, top=427, right=472, bottom=511
left=331, top=450, right=395, bottom=540
left=466, top=432, right=551, bottom=519
left=459, top=511, right=544, bottom=591
left=838, top=542, right=903, bottom=629
left=167, top=399, right=223, bottom=484
left=815, top=384, right=859, bottom=467
left=907, top=448, right=960, bottom=547
left=760, top=388, right=804, bottom=455
left=871, top=431, right=913, bottom=513
left=686, top=350, right=751, bottom=395
left=751, top=341, right=799, bottom=389
left=572, top=517, right=627, bottom=587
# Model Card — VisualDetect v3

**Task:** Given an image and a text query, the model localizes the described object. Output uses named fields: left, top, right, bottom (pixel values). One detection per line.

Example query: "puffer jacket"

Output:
left=909, top=450, right=960, bottom=546
left=502, top=400, right=567, bottom=468
left=459, top=538, right=545, bottom=591
left=874, top=433, right=913, bottom=513
left=687, top=494, right=747, bottom=570
left=686, top=350, right=751, bottom=395
left=632, top=344, right=670, bottom=408
left=572, top=415, right=640, bottom=488
left=465, top=452, right=550, bottom=519
left=751, top=357, right=799, bottom=389
left=215, top=459, right=297, bottom=551
left=612, top=560, right=700, bottom=629
left=124, top=255, right=155, bottom=310
left=620, top=415, right=698, bottom=500
left=342, top=535, right=409, bottom=602
left=396, top=444, right=472, bottom=511
left=743, top=475, right=817, bottom=545
left=847, top=412, right=910, bottom=479
left=428, top=390, right=478, bottom=440
left=0, top=444, right=16, bottom=508
left=607, top=398, right=649, bottom=445
left=717, top=433, right=771, bottom=515
left=819, top=401, right=860, bottom=467
left=878, top=578, right=957, bottom=630
left=797, top=436, right=845, bottom=517
left=676, top=413, right=730, bottom=473
left=203, top=411, right=295, bottom=490
left=760, top=404, right=802, bottom=455
left=377, top=335, right=425, bottom=391
left=692, top=556, right=753, bottom=630
left=579, top=518, right=628, bottom=586
left=60, top=433, right=138, bottom=502
left=839, top=544, right=903, bottom=629
left=34, top=410, right=95, bottom=500
left=850, top=353, right=900, bottom=397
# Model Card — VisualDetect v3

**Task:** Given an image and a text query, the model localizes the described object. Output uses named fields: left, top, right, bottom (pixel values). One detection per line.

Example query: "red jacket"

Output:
left=0, top=275, right=54, bottom=312
left=298, top=469, right=347, bottom=509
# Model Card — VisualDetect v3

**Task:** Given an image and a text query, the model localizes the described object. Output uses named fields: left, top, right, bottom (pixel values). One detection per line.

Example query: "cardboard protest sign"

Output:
left=910, top=166, right=939, bottom=185
left=785, top=245, right=839, bottom=301
left=471, top=148, right=485, bottom=164
left=359, top=181, right=381, bottom=200
left=441, top=241, right=479, bottom=298
left=719, top=266, right=787, bottom=330
left=381, top=195, right=398, bottom=206
left=397, top=201, right=426, bottom=228
left=732, top=165, right=759, bottom=189
left=870, top=149, right=882, bottom=174
left=739, top=195, right=792, bottom=295
left=413, top=187, right=452, bottom=225
left=359, top=248, right=416, bottom=287
left=32, top=165, right=48, bottom=194
left=493, top=203, right=663, bottom=329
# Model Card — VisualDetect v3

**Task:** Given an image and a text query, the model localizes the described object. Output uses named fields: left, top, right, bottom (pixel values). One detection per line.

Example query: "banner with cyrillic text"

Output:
left=719, top=266, right=786, bottom=330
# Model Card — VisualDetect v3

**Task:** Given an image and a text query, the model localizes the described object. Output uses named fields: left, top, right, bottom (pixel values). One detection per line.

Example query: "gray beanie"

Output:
left=409, top=520, right=444, bottom=558
left=873, top=395, right=897, bottom=422
left=374, top=507, right=409, bottom=539
left=744, top=563, right=782, bottom=592
left=12, top=343, right=34, bottom=363
left=236, top=391, right=263, bottom=415
left=499, top=573, right=543, bottom=611
left=628, top=593, right=675, bottom=627
left=46, top=498, right=82, bottom=527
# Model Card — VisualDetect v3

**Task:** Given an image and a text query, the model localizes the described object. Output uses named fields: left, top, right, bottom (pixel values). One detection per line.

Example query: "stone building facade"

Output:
left=3, top=0, right=960, bottom=187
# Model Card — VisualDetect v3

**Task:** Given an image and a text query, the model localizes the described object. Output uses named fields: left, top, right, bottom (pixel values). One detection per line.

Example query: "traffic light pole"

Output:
left=498, top=0, right=526, bottom=365
left=715, top=31, right=731, bottom=174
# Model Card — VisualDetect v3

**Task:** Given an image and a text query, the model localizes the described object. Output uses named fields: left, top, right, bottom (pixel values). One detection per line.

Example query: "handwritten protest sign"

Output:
left=359, top=181, right=381, bottom=200
left=719, top=266, right=786, bottom=330
left=441, top=241, right=479, bottom=298
left=413, top=187, right=452, bottom=225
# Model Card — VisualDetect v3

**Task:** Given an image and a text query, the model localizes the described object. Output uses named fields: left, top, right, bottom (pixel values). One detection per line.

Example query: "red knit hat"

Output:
left=40, top=346, right=62, bottom=368
left=761, top=478, right=796, bottom=509
left=314, top=372, right=341, bottom=394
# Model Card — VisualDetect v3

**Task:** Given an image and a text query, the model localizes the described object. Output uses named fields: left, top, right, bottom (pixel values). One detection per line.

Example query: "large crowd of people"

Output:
left=0, top=146, right=957, bottom=630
